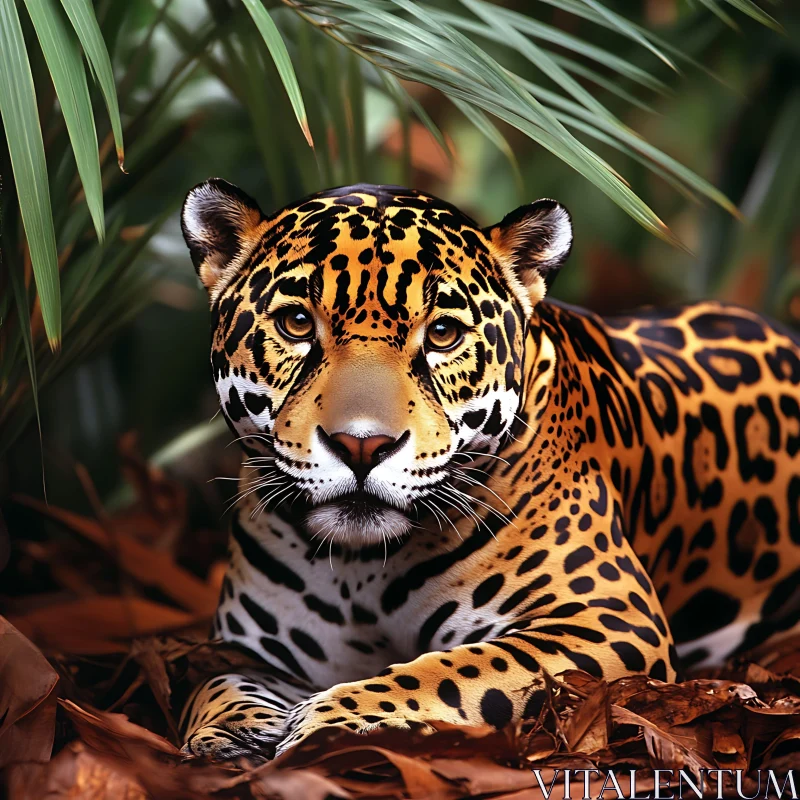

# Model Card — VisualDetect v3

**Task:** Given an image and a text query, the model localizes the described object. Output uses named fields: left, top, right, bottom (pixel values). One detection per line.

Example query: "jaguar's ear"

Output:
left=181, top=178, right=265, bottom=299
left=483, top=199, right=573, bottom=314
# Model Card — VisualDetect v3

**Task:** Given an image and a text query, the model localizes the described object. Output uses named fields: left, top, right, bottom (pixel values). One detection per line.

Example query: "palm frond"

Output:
left=280, top=0, right=780, bottom=244
left=0, top=0, right=61, bottom=349
left=241, top=0, right=313, bottom=147
left=59, top=0, right=125, bottom=168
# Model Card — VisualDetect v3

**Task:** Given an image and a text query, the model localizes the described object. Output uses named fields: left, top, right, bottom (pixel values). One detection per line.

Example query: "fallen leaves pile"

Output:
left=3, top=441, right=800, bottom=798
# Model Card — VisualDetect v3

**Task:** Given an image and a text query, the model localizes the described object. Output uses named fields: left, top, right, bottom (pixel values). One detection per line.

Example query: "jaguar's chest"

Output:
left=215, top=501, right=524, bottom=688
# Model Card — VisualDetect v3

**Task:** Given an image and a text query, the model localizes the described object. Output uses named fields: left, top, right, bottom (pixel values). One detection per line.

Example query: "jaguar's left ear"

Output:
left=483, top=199, right=573, bottom=314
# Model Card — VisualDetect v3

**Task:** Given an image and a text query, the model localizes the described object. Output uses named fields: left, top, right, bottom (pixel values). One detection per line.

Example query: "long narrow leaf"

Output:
left=241, top=0, right=314, bottom=147
left=577, top=0, right=677, bottom=70
left=694, top=0, right=740, bottom=30
left=516, top=76, right=741, bottom=217
left=449, top=95, right=522, bottom=189
left=308, top=0, right=682, bottom=244
left=60, top=0, right=125, bottom=168
left=7, top=259, right=41, bottom=449
left=548, top=55, right=658, bottom=115
left=437, top=7, right=669, bottom=96
left=534, top=0, right=717, bottom=77
left=381, top=71, right=452, bottom=162
left=461, top=0, right=620, bottom=126
left=721, top=0, right=782, bottom=32
left=24, top=0, right=104, bottom=240
left=0, top=0, right=61, bottom=348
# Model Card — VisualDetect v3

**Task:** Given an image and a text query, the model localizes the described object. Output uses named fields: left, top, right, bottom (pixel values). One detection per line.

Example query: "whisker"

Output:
left=436, top=487, right=491, bottom=537
left=455, top=450, right=511, bottom=467
left=513, top=413, right=536, bottom=434
left=251, top=483, right=294, bottom=519
left=417, top=498, right=443, bottom=531
left=450, top=469, right=514, bottom=513
left=226, top=432, right=275, bottom=449
left=311, top=528, right=335, bottom=562
left=446, top=484, right=516, bottom=529
left=224, top=477, right=287, bottom=513
left=428, top=495, right=463, bottom=541
left=453, top=464, right=492, bottom=480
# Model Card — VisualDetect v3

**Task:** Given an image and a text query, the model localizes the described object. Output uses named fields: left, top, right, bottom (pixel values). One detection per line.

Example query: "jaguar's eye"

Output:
left=425, top=318, right=464, bottom=352
left=276, top=307, right=315, bottom=342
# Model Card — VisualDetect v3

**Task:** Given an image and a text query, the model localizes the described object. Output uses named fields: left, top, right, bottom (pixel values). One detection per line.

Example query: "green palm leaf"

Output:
left=241, top=0, right=314, bottom=147
left=290, top=0, right=684, bottom=245
left=24, top=0, right=104, bottom=240
left=60, top=0, right=125, bottom=168
left=720, top=0, right=782, bottom=31
left=0, top=0, right=61, bottom=349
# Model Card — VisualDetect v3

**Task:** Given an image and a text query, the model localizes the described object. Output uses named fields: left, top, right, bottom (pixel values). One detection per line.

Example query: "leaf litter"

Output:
left=4, top=442, right=800, bottom=797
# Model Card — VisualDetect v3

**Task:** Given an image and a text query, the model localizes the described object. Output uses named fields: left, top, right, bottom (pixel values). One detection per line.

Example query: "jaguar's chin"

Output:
left=304, top=493, right=411, bottom=545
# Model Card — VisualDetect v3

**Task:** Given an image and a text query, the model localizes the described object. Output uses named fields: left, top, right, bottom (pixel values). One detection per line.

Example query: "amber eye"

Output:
left=276, top=308, right=315, bottom=341
left=426, top=318, right=464, bottom=352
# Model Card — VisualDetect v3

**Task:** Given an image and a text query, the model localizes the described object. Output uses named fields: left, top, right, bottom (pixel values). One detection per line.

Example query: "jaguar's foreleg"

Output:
left=181, top=669, right=310, bottom=761
left=276, top=595, right=675, bottom=755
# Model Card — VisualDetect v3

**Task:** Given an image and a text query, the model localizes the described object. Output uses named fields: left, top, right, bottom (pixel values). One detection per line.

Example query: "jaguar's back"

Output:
left=537, top=300, right=800, bottom=667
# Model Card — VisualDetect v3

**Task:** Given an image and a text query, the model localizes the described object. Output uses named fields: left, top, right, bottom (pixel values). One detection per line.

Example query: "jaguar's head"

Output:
left=182, top=181, right=572, bottom=544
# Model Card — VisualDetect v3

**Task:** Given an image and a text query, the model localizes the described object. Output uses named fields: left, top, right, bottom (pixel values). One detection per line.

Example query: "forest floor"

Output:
left=2, top=441, right=800, bottom=799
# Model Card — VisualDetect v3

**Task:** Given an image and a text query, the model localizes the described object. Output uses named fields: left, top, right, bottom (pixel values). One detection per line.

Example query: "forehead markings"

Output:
left=229, top=188, right=511, bottom=355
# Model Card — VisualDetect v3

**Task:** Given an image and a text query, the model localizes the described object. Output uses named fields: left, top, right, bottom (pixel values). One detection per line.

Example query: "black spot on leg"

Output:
left=611, top=641, right=646, bottom=672
left=438, top=679, right=462, bottom=708
left=649, top=659, right=668, bottom=681
left=480, top=688, right=513, bottom=728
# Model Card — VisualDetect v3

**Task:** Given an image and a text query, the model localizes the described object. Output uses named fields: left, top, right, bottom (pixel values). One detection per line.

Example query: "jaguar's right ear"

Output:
left=181, top=178, right=265, bottom=300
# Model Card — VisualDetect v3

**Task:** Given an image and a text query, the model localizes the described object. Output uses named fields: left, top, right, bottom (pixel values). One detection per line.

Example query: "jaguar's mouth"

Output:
left=304, top=490, right=411, bottom=544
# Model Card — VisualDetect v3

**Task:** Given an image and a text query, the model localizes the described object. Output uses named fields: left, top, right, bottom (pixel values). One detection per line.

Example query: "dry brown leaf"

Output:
left=562, top=681, right=609, bottom=754
left=711, top=721, right=747, bottom=770
left=244, top=769, right=351, bottom=800
left=118, top=432, right=188, bottom=553
left=5, top=741, right=149, bottom=800
left=14, top=496, right=216, bottom=617
left=429, top=756, right=540, bottom=796
left=10, top=597, right=199, bottom=654
left=759, top=724, right=800, bottom=765
left=60, top=701, right=353, bottom=799
left=523, top=730, right=557, bottom=763
left=742, top=700, right=800, bottom=748
left=612, top=705, right=714, bottom=773
left=58, top=700, right=240, bottom=799
left=61, top=699, right=181, bottom=757
left=0, top=617, right=59, bottom=768
left=610, top=676, right=754, bottom=729
left=351, top=746, right=458, bottom=798
left=129, top=638, right=180, bottom=743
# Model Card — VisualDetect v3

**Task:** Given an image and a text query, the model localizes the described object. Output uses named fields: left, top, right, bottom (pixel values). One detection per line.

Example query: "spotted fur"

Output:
left=179, top=180, right=800, bottom=761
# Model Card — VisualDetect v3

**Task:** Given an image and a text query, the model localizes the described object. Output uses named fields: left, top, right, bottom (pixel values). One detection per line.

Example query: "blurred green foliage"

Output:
left=1, top=0, right=798, bottom=512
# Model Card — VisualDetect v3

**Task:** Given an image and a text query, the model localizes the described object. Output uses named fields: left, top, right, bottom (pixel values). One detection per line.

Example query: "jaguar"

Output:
left=179, top=178, right=800, bottom=761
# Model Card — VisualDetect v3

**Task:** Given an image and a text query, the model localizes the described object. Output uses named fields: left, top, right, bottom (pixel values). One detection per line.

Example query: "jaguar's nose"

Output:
left=318, top=427, right=407, bottom=481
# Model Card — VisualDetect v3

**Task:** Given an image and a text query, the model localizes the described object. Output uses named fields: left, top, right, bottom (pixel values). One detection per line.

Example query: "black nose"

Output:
left=318, top=427, right=408, bottom=481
